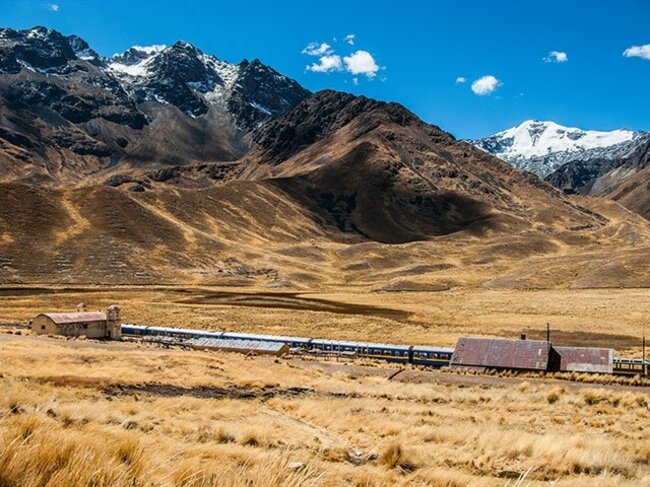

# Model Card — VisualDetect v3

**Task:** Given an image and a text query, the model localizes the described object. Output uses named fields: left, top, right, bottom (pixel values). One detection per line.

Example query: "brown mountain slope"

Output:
left=246, top=91, right=610, bottom=243
left=544, top=134, right=650, bottom=220
left=597, top=141, right=650, bottom=220
left=1, top=90, right=649, bottom=288
left=605, top=169, right=650, bottom=220
left=0, top=179, right=649, bottom=288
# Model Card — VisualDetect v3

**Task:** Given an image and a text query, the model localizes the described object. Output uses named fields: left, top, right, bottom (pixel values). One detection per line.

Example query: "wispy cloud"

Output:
left=471, top=75, right=501, bottom=95
left=455, top=76, right=466, bottom=84
left=343, top=50, right=379, bottom=78
left=344, top=34, right=355, bottom=46
left=301, top=42, right=333, bottom=56
left=623, top=44, right=650, bottom=60
left=46, top=3, right=59, bottom=11
left=306, top=54, right=342, bottom=73
left=544, top=50, right=568, bottom=63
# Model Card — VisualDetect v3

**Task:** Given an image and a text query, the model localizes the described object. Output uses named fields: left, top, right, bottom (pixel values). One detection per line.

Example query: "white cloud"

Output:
left=301, top=42, right=333, bottom=56
left=623, top=44, right=650, bottom=60
left=345, top=34, right=355, bottom=45
left=352, top=77, right=359, bottom=85
left=46, top=3, right=59, bottom=11
left=306, top=54, right=343, bottom=73
left=455, top=76, right=466, bottom=84
left=544, top=50, right=568, bottom=63
left=471, top=75, right=501, bottom=95
left=343, top=50, right=379, bottom=78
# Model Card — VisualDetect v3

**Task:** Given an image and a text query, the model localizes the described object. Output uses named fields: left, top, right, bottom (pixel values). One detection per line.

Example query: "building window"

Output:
left=41, top=325, right=45, bottom=330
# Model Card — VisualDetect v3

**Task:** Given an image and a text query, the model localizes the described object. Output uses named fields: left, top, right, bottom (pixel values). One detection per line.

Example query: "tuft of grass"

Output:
left=215, top=427, right=236, bottom=444
left=240, top=430, right=260, bottom=447
left=546, top=387, right=563, bottom=404
left=378, top=441, right=417, bottom=473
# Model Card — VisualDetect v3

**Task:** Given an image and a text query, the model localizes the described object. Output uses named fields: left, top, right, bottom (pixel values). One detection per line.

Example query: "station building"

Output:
left=31, top=304, right=122, bottom=339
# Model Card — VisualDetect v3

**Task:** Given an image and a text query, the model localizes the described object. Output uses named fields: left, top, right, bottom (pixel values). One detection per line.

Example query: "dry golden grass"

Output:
left=1, top=335, right=649, bottom=486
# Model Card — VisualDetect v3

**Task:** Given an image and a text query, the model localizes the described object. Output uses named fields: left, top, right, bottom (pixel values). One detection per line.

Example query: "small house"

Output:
left=31, top=304, right=121, bottom=339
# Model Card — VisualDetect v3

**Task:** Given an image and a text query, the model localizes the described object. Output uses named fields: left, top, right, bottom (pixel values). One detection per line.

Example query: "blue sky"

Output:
left=1, top=0, right=648, bottom=139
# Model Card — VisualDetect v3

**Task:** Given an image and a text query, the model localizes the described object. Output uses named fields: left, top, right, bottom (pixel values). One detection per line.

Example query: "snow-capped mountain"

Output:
left=0, top=26, right=308, bottom=126
left=472, top=120, right=644, bottom=178
left=0, top=26, right=310, bottom=179
left=106, top=41, right=308, bottom=125
left=472, top=120, right=650, bottom=219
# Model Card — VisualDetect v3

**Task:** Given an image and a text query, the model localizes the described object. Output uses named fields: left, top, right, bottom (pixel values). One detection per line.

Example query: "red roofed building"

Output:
left=31, top=305, right=121, bottom=339
left=450, top=336, right=550, bottom=371
left=550, top=346, right=614, bottom=374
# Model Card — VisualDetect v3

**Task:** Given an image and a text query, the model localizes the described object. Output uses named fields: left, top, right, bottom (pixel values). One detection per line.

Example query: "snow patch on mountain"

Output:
left=108, top=57, right=154, bottom=77
left=472, top=120, right=641, bottom=177
left=493, top=120, right=634, bottom=158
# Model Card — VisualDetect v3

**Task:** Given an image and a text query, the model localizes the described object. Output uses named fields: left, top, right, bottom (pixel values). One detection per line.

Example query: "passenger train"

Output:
left=121, top=324, right=454, bottom=367
left=121, top=324, right=648, bottom=375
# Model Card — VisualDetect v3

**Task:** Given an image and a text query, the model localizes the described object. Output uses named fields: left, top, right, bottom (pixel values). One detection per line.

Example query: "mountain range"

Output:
left=473, top=120, right=650, bottom=219
left=0, top=26, right=649, bottom=289
left=0, top=26, right=309, bottom=183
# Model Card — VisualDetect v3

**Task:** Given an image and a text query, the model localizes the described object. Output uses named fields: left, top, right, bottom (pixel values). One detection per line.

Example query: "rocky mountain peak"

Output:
left=65, top=34, right=100, bottom=62
left=0, top=26, right=78, bottom=73
left=252, top=90, right=437, bottom=165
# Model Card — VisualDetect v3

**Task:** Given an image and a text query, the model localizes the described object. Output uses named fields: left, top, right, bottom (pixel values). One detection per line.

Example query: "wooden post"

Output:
left=643, top=323, right=647, bottom=377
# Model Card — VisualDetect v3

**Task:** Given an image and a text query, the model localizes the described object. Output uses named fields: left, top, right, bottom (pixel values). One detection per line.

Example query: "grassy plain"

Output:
left=1, top=333, right=649, bottom=486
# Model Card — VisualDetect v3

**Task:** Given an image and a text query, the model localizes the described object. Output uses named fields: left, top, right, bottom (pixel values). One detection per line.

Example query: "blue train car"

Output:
left=121, top=324, right=146, bottom=337
left=310, top=339, right=411, bottom=363
left=411, top=346, right=454, bottom=367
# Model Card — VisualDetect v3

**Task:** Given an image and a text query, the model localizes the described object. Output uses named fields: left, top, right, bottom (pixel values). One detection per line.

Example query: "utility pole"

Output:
left=546, top=322, right=550, bottom=344
left=643, top=322, right=647, bottom=378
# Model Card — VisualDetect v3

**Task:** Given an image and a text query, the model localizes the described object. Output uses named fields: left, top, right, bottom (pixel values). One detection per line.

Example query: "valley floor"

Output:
left=1, top=285, right=648, bottom=355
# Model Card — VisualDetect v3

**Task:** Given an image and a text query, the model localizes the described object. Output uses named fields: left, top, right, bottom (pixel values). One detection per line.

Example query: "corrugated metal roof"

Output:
left=450, top=337, right=550, bottom=370
left=187, top=337, right=288, bottom=354
left=39, top=312, right=107, bottom=325
left=221, top=332, right=311, bottom=343
left=552, top=346, right=614, bottom=374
